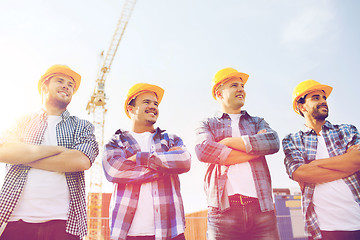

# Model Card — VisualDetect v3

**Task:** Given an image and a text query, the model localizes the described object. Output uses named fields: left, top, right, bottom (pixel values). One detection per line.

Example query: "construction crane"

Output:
left=85, top=0, right=136, bottom=239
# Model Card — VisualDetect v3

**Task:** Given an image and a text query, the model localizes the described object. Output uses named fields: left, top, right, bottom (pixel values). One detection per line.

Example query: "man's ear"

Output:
left=127, top=105, right=134, bottom=115
left=41, top=83, right=48, bottom=95
left=298, top=103, right=306, bottom=114
left=215, top=90, right=222, bottom=99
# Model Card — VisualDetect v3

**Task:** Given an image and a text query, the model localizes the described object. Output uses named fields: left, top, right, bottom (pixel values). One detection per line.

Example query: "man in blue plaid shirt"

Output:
left=103, top=83, right=191, bottom=240
left=283, top=80, right=360, bottom=240
left=0, top=65, right=99, bottom=240
left=195, top=67, right=280, bottom=240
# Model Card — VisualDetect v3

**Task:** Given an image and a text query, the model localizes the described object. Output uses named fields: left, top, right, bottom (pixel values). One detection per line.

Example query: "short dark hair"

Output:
left=128, top=97, right=136, bottom=107
left=297, top=94, right=307, bottom=117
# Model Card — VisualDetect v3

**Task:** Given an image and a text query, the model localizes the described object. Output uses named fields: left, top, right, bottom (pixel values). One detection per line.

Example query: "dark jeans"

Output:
left=0, top=220, right=80, bottom=240
left=126, top=233, right=185, bottom=240
left=308, top=230, right=360, bottom=240
left=207, top=202, right=280, bottom=240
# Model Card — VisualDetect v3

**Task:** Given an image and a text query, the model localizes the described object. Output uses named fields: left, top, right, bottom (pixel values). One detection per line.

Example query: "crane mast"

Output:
left=86, top=1, right=136, bottom=239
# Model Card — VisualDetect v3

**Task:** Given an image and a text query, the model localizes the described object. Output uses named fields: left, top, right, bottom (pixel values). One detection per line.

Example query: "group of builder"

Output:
left=0, top=64, right=359, bottom=240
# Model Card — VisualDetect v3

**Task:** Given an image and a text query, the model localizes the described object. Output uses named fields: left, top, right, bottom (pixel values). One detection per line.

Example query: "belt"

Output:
left=229, top=194, right=259, bottom=207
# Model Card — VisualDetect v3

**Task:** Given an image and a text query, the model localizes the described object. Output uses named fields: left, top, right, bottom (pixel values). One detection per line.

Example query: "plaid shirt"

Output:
left=0, top=109, right=99, bottom=238
left=195, top=110, right=280, bottom=211
left=103, top=127, right=191, bottom=240
left=282, top=121, right=360, bottom=240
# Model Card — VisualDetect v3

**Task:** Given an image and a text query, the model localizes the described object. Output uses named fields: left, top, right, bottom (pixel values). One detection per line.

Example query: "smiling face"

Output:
left=215, top=77, right=246, bottom=114
left=299, top=90, right=329, bottom=121
left=42, top=74, right=75, bottom=110
left=128, top=92, right=159, bottom=126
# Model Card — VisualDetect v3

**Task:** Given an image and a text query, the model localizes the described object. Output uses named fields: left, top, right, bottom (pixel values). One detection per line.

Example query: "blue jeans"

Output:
left=0, top=220, right=80, bottom=240
left=207, top=203, right=280, bottom=240
left=308, top=230, right=360, bottom=240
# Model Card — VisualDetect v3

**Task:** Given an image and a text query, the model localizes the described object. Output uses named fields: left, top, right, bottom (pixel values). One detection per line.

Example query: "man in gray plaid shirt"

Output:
left=0, top=65, right=99, bottom=240
left=195, top=67, right=280, bottom=240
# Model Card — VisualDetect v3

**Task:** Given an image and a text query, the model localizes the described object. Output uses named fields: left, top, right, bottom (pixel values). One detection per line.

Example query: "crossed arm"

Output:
left=292, top=145, right=360, bottom=184
left=195, top=118, right=279, bottom=166
left=216, top=130, right=267, bottom=165
left=103, top=136, right=191, bottom=184
left=0, top=141, right=91, bottom=172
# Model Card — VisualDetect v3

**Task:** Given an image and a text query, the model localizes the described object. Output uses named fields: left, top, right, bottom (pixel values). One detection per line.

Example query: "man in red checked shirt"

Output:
left=103, top=83, right=191, bottom=240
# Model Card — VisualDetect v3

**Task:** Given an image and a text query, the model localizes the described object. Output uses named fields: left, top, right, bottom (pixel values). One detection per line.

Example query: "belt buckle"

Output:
left=239, top=195, right=245, bottom=205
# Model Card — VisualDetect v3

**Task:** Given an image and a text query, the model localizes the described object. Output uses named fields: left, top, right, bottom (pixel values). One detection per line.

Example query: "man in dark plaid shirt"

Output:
left=195, top=67, right=280, bottom=240
left=283, top=80, right=360, bottom=240
left=0, top=65, right=99, bottom=240
left=103, top=83, right=191, bottom=240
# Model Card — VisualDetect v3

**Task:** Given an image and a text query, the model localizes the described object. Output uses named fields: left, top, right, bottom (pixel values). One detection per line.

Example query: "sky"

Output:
left=0, top=0, right=360, bottom=213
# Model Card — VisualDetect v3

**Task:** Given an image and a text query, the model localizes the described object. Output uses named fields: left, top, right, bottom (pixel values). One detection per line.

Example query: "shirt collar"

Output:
left=300, top=120, right=334, bottom=135
left=39, top=108, right=70, bottom=121
left=215, top=110, right=249, bottom=119
left=116, top=127, right=166, bottom=136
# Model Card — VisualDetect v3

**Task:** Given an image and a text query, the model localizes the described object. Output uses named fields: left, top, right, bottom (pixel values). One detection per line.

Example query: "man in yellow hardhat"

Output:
left=283, top=80, right=360, bottom=240
left=103, top=83, right=191, bottom=240
left=0, top=65, right=99, bottom=240
left=195, top=67, right=280, bottom=239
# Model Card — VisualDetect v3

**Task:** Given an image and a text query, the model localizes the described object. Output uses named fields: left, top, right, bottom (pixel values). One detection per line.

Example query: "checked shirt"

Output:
left=282, top=121, right=360, bottom=240
left=195, top=110, right=280, bottom=211
left=103, top=127, right=191, bottom=240
left=0, top=109, right=99, bottom=238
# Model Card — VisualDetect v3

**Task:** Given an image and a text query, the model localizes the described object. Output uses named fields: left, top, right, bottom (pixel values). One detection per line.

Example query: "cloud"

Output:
left=282, top=3, right=334, bottom=44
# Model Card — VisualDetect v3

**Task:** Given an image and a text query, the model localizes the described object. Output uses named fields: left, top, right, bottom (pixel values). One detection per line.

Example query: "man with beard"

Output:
left=0, top=65, right=99, bottom=240
left=283, top=80, right=360, bottom=240
left=195, top=67, right=280, bottom=240
left=103, top=83, right=191, bottom=240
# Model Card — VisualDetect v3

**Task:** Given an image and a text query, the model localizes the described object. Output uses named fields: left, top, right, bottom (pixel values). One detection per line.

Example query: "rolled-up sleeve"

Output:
left=195, top=120, right=232, bottom=165
left=72, top=120, right=99, bottom=164
left=282, top=134, right=305, bottom=179
left=247, top=118, right=280, bottom=156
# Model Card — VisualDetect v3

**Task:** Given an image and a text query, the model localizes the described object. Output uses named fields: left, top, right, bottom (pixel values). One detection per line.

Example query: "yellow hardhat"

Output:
left=292, top=80, right=333, bottom=114
left=211, top=67, right=249, bottom=99
left=124, top=83, right=164, bottom=118
left=38, top=64, right=81, bottom=94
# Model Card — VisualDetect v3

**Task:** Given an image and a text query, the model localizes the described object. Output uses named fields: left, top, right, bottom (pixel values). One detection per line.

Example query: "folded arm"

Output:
left=0, top=141, right=66, bottom=165
left=143, top=142, right=191, bottom=174
left=25, top=120, right=98, bottom=173
left=306, top=144, right=360, bottom=173
left=283, top=136, right=359, bottom=184
left=103, top=137, right=161, bottom=184
left=195, top=121, right=259, bottom=166
left=26, top=149, right=91, bottom=172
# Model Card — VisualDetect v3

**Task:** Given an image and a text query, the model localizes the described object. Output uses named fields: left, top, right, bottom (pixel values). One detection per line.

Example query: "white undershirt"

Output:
left=10, top=115, right=70, bottom=223
left=226, top=114, right=258, bottom=198
left=312, top=132, right=360, bottom=231
left=128, top=131, right=155, bottom=236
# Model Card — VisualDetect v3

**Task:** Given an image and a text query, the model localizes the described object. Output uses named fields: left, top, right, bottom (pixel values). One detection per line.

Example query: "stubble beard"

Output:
left=312, top=105, right=328, bottom=121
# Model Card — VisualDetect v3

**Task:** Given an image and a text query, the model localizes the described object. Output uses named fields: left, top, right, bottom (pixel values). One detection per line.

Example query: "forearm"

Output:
left=103, top=150, right=161, bottom=184
left=312, top=149, right=360, bottom=172
left=27, top=149, right=91, bottom=172
left=0, top=142, right=65, bottom=164
left=219, top=137, right=246, bottom=152
left=293, top=164, right=355, bottom=184
left=147, top=148, right=191, bottom=174
left=224, top=149, right=259, bottom=165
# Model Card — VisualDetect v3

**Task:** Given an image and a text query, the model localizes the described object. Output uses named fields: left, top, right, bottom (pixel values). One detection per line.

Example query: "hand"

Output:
left=257, top=129, right=267, bottom=134
left=347, top=144, right=360, bottom=152
left=128, top=154, right=137, bottom=162
left=168, top=147, right=183, bottom=152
